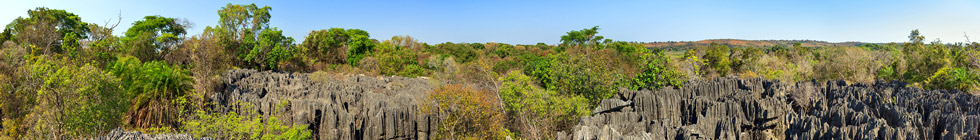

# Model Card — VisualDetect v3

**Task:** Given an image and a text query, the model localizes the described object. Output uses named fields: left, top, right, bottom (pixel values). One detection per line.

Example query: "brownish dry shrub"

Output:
left=419, top=84, right=512, bottom=139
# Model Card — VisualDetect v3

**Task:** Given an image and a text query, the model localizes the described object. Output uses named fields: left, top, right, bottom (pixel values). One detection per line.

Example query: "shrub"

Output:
left=109, top=56, right=194, bottom=129
left=428, top=42, right=478, bottom=63
left=901, top=30, right=952, bottom=84
left=679, top=49, right=707, bottom=80
left=925, top=67, right=979, bottom=92
left=308, top=71, right=332, bottom=84
left=375, top=43, right=426, bottom=77
left=6, top=55, right=127, bottom=139
left=543, top=48, right=627, bottom=106
left=499, top=71, right=589, bottom=139
left=630, top=49, right=686, bottom=90
left=729, top=47, right=763, bottom=73
left=702, top=44, right=731, bottom=77
left=813, top=47, right=877, bottom=83
left=356, top=56, right=380, bottom=76
left=184, top=101, right=311, bottom=139
left=420, top=84, right=512, bottom=139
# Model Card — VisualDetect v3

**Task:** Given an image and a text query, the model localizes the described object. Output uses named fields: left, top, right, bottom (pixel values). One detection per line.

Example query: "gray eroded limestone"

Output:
left=573, top=78, right=980, bottom=140
left=216, top=69, right=438, bottom=140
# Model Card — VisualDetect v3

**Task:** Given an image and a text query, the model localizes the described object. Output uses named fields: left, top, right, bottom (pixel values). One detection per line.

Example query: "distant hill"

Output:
left=643, top=39, right=871, bottom=51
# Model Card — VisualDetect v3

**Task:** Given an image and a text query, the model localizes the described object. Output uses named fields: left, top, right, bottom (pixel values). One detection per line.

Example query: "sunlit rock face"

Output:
left=217, top=69, right=439, bottom=140
left=572, top=78, right=980, bottom=140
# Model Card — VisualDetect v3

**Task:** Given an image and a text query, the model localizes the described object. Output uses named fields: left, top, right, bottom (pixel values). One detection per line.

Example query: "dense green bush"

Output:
left=499, top=71, right=589, bottom=139
left=374, top=42, right=426, bottom=77
left=109, top=56, right=194, bottom=129
left=244, top=27, right=296, bottom=70
left=121, top=16, right=186, bottom=61
left=703, top=44, right=731, bottom=77
left=729, top=47, right=763, bottom=73
left=8, top=8, right=89, bottom=55
left=630, top=49, right=686, bottom=90
left=925, top=67, right=979, bottom=92
left=542, top=48, right=627, bottom=106
left=299, top=28, right=376, bottom=66
left=1, top=55, right=128, bottom=139
left=427, top=42, right=479, bottom=63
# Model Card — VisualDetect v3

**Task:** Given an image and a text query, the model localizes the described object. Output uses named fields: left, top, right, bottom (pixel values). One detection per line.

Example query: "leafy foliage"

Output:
left=420, top=84, right=513, bottom=140
left=703, top=43, right=731, bottom=77
left=9, top=7, right=89, bottom=55
left=375, top=41, right=426, bottom=77
left=926, top=67, right=979, bottom=92
left=630, top=49, right=686, bottom=90
left=184, top=101, right=311, bottom=139
left=244, top=27, right=295, bottom=70
left=3, top=55, right=127, bottom=139
left=499, top=71, right=589, bottom=139
left=109, top=56, right=194, bottom=129
left=121, top=16, right=186, bottom=61
left=299, top=28, right=376, bottom=66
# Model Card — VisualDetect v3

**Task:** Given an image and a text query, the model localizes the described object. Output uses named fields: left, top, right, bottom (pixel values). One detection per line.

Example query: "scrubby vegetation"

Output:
left=0, top=3, right=977, bottom=140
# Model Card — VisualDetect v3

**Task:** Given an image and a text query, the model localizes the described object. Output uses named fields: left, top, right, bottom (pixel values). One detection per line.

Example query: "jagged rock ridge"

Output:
left=573, top=78, right=980, bottom=139
left=216, top=69, right=439, bottom=140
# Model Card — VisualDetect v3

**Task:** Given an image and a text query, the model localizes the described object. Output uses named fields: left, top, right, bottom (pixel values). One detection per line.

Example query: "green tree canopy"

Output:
left=9, top=7, right=89, bottom=55
left=122, top=15, right=186, bottom=61
left=300, top=28, right=376, bottom=65
left=560, top=26, right=610, bottom=49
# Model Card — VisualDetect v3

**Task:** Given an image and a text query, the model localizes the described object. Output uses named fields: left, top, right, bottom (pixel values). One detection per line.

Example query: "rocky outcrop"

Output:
left=86, top=128, right=196, bottom=140
left=573, top=78, right=980, bottom=139
left=216, top=69, right=439, bottom=140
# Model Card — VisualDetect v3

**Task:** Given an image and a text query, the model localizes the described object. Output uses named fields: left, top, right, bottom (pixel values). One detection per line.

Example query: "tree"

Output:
left=8, top=55, right=127, bottom=139
left=9, top=7, right=89, bottom=55
left=244, top=27, right=295, bottom=70
left=122, top=16, right=186, bottom=61
left=420, top=84, right=512, bottom=139
left=374, top=42, right=425, bottom=77
left=109, top=56, right=194, bottom=129
left=0, top=28, right=12, bottom=44
left=428, top=42, right=478, bottom=63
left=631, top=49, right=686, bottom=90
left=299, top=28, right=376, bottom=66
left=84, top=20, right=123, bottom=67
left=902, top=30, right=952, bottom=84
left=213, top=3, right=273, bottom=67
left=499, top=71, right=589, bottom=139
left=703, top=43, right=731, bottom=77
left=560, top=26, right=610, bottom=49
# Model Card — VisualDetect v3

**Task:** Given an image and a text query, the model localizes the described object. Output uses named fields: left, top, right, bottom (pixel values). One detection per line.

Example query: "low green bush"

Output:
left=184, top=101, right=311, bottom=139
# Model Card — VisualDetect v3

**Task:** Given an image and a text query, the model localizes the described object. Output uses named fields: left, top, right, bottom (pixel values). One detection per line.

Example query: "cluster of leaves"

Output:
left=184, top=101, right=311, bottom=139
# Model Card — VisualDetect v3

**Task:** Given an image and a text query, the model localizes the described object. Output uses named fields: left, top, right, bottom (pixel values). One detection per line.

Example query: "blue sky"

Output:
left=2, top=0, right=979, bottom=44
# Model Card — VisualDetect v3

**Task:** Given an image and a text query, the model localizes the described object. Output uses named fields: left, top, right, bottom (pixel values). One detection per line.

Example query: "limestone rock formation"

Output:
left=573, top=78, right=980, bottom=139
left=216, top=69, right=439, bottom=140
